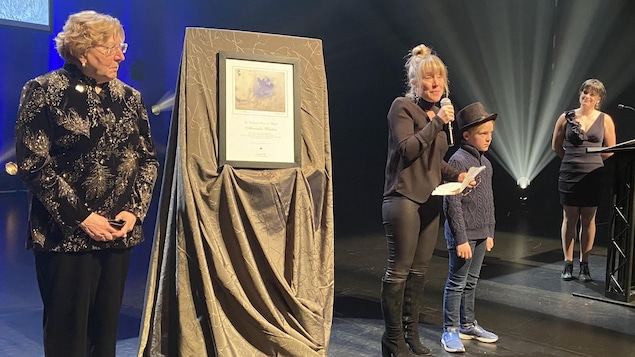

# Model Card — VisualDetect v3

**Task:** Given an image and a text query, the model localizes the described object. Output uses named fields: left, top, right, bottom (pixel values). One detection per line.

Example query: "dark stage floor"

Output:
left=1, top=190, right=634, bottom=357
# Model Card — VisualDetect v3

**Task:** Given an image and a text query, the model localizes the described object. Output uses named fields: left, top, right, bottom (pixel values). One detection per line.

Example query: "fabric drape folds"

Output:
left=138, top=28, right=334, bottom=357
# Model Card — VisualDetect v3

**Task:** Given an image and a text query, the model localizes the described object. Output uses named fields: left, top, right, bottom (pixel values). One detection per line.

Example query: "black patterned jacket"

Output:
left=15, top=63, right=159, bottom=252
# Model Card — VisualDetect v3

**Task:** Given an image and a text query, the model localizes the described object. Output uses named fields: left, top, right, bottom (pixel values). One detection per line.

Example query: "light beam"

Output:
left=408, top=0, right=634, bottom=187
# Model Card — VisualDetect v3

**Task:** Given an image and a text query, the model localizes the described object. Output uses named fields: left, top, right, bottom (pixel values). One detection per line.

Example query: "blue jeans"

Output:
left=442, top=237, right=486, bottom=328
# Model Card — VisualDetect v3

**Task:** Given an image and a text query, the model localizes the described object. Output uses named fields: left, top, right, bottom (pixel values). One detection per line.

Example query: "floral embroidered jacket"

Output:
left=14, top=63, right=159, bottom=252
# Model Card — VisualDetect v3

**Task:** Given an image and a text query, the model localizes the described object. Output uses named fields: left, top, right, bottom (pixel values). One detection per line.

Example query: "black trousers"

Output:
left=382, top=195, right=441, bottom=282
left=34, top=248, right=132, bottom=357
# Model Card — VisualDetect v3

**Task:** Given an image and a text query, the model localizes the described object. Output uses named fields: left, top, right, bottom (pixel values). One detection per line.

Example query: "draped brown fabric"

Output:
left=137, top=28, right=334, bottom=357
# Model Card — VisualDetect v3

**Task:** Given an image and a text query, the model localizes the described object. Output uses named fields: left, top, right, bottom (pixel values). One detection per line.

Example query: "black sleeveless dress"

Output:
left=558, top=110, right=606, bottom=207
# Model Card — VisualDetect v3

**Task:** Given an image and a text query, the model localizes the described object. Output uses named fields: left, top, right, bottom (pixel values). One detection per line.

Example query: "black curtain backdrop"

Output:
left=1, top=0, right=635, bottom=240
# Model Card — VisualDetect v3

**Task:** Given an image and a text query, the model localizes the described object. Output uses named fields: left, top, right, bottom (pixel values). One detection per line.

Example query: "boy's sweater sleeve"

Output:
left=443, top=154, right=469, bottom=246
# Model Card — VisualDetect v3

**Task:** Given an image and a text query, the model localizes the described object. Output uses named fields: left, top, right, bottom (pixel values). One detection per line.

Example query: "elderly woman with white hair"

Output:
left=14, top=10, right=158, bottom=356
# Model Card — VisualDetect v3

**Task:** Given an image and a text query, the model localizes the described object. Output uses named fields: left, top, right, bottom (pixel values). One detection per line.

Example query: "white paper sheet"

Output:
left=431, top=165, right=486, bottom=196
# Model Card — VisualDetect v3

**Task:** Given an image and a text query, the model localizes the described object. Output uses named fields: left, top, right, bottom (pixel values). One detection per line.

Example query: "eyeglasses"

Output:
left=94, top=42, right=128, bottom=56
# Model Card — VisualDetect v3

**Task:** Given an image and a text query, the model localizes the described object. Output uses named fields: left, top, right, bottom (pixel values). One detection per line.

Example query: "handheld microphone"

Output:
left=618, top=103, right=635, bottom=111
left=440, top=97, right=454, bottom=146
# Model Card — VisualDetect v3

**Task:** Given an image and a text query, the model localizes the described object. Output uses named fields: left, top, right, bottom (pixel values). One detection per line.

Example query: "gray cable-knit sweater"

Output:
left=443, top=144, right=495, bottom=246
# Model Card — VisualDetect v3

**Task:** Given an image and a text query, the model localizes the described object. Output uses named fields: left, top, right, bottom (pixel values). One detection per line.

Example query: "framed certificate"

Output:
left=218, top=51, right=301, bottom=169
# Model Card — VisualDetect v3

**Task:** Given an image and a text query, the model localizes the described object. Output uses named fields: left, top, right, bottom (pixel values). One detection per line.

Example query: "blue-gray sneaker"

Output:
left=441, top=327, right=465, bottom=353
left=459, top=320, right=498, bottom=343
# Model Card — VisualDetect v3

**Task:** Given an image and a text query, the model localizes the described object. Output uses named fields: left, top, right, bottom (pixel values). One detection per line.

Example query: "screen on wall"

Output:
left=0, top=0, right=51, bottom=31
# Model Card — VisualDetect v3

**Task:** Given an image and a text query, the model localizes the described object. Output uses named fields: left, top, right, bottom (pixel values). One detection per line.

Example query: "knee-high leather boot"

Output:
left=402, top=274, right=431, bottom=355
left=381, top=281, right=417, bottom=357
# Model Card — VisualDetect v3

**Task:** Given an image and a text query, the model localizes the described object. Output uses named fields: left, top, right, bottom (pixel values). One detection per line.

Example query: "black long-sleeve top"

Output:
left=383, top=97, right=460, bottom=203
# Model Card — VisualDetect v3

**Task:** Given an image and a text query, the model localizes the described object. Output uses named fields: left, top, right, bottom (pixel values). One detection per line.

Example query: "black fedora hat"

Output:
left=456, top=102, right=497, bottom=132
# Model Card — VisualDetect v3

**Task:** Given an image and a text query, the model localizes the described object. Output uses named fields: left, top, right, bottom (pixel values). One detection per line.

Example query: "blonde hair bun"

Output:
left=411, top=44, right=432, bottom=57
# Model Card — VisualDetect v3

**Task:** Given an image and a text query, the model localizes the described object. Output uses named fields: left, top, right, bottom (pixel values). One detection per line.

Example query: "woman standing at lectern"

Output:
left=552, top=78, right=616, bottom=282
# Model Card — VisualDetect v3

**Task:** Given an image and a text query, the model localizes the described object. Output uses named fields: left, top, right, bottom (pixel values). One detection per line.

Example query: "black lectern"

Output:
left=589, top=138, right=635, bottom=302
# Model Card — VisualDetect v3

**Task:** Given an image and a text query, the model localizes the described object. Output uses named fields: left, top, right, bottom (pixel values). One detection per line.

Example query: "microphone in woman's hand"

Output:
left=441, top=97, right=454, bottom=146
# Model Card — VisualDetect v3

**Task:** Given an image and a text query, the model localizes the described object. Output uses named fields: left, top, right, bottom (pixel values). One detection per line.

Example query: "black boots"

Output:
left=561, top=260, right=573, bottom=280
left=579, top=261, right=591, bottom=282
left=402, top=274, right=431, bottom=356
left=381, top=281, right=417, bottom=357
left=561, top=260, right=592, bottom=282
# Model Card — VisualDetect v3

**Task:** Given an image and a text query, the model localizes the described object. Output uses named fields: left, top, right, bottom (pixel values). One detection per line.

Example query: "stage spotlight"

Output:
left=4, top=162, right=18, bottom=176
left=517, top=177, right=530, bottom=190
left=413, top=1, right=635, bottom=190
left=151, top=91, right=175, bottom=116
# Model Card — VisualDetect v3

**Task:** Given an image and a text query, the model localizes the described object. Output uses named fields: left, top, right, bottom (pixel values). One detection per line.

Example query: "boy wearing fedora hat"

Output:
left=440, top=102, right=498, bottom=353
